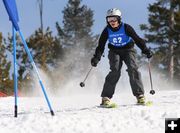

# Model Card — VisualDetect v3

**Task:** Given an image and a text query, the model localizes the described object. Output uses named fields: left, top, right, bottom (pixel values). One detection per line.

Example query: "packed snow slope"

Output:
left=0, top=90, right=180, bottom=133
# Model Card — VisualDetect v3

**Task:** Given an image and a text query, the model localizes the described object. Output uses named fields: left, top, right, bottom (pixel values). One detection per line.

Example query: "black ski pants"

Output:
left=101, top=48, right=144, bottom=98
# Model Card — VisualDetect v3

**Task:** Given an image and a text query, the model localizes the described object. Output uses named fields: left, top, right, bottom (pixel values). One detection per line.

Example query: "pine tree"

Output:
left=26, top=27, right=64, bottom=72
left=140, top=0, right=180, bottom=84
left=0, top=32, right=13, bottom=95
left=4, top=27, right=64, bottom=94
left=5, top=32, right=28, bottom=80
left=56, top=0, right=98, bottom=79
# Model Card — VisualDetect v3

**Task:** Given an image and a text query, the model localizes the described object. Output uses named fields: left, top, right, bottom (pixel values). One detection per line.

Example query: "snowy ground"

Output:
left=0, top=90, right=180, bottom=133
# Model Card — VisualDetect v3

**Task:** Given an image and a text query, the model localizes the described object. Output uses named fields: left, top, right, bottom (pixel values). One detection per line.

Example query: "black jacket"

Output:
left=94, top=23, right=148, bottom=59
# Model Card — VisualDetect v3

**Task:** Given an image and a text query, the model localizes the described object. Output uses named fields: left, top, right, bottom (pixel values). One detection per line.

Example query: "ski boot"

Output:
left=136, top=95, right=146, bottom=105
left=100, top=97, right=117, bottom=108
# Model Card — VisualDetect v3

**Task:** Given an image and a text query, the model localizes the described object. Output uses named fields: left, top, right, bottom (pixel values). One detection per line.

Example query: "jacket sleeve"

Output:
left=125, top=23, right=148, bottom=51
left=93, top=27, right=108, bottom=60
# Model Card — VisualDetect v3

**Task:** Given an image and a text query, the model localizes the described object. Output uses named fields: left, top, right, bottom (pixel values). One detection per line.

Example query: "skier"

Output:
left=91, top=8, right=153, bottom=107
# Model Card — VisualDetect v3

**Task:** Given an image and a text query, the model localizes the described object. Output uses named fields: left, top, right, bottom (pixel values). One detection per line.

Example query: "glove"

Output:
left=142, top=48, right=153, bottom=58
left=91, top=57, right=99, bottom=67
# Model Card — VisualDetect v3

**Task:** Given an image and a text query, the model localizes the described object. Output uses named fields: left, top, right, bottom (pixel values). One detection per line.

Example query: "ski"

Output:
left=136, top=101, right=153, bottom=106
left=97, top=101, right=153, bottom=108
left=98, top=103, right=118, bottom=108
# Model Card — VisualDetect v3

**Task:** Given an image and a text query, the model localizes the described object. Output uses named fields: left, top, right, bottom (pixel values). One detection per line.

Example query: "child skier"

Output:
left=91, top=8, right=152, bottom=107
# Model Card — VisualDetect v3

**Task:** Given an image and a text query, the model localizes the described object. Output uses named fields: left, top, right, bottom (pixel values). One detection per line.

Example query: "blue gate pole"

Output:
left=13, top=25, right=18, bottom=117
left=18, top=30, right=55, bottom=116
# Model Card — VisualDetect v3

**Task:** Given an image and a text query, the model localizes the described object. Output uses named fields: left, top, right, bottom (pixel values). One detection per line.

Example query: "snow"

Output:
left=1, top=60, right=179, bottom=133
left=0, top=90, right=180, bottom=133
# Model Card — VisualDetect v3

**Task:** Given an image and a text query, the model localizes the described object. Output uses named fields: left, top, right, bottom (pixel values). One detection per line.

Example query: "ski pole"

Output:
left=148, top=59, right=155, bottom=95
left=80, top=66, right=93, bottom=87
left=13, top=26, right=18, bottom=117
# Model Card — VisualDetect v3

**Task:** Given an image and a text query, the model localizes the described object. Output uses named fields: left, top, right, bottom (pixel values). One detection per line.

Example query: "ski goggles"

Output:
left=107, top=17, right=118, bottom=23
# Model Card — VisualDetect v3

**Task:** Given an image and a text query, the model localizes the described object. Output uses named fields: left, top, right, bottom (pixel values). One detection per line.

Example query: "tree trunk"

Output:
left=169, top=40, right=174, bottom=81
left=38, top=0, right=43, bottom=32
left=169, top=2, right=175, bottom=81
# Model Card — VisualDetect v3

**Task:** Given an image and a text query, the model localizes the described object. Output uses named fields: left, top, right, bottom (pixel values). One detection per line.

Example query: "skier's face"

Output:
left=107, top=17, right=119, bottom=28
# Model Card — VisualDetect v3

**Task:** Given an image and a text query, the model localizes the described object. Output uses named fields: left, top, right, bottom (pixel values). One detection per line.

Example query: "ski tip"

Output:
left=145, top=101, right=153, bottom=106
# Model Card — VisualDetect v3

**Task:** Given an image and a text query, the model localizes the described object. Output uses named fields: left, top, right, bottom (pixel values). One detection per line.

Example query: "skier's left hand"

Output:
left=142, top=48, right=153, bottom=58
left=91, top=57, right=99, bottom=67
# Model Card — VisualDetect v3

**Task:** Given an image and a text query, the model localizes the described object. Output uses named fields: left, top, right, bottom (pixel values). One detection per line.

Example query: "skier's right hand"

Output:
left=142, top=48, right=153, bottom=59
left=91, top=57, right=99, bottom=67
